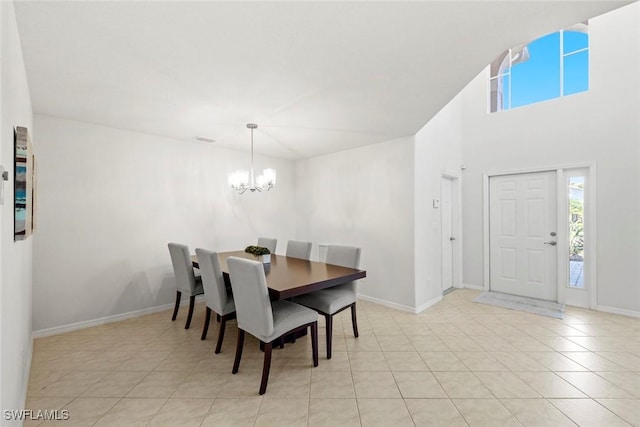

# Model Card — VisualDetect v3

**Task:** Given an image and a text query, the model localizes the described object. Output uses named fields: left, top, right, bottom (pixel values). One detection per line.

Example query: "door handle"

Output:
left=544, top=241, right=557, bottom=246
left=449, top=237, right=455, bottom=241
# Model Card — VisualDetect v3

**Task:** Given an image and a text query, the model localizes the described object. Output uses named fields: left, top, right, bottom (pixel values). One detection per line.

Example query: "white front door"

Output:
left=489, top=171, right=557, bottom=301
left=441, top=177, right=454, bottom=292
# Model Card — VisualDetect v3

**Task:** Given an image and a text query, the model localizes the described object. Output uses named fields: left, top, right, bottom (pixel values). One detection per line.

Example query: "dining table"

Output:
left=191, top=250, right=366, bottom=300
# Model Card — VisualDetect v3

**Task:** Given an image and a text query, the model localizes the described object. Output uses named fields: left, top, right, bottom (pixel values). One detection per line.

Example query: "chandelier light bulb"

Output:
left=228, top=124, right=277, bottom=194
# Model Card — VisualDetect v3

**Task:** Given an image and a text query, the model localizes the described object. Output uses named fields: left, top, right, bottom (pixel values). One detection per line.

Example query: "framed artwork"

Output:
left=14, top=126, right=35, bottom=241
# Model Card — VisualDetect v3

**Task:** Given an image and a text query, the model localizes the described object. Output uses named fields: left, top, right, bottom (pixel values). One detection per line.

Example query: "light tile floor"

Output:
left=26, top=289, right=639, bottom=426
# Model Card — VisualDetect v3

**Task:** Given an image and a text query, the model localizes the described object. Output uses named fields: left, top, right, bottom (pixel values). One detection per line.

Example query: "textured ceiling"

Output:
left=14, top=1, right=632, bottom=159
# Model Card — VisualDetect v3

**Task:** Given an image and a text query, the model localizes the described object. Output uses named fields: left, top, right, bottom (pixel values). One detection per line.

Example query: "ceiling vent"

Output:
left=192, top=136, right=216, bottom=143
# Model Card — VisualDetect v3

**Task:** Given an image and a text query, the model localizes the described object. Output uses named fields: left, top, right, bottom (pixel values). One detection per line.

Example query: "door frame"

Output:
left=483, top=163, right=597, bottom=308
left=442, top=171, right=463, bottom=292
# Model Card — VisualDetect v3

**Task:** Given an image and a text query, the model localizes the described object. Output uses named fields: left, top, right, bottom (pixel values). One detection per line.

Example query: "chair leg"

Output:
left=171, top=291, right=181, bottom=321
left=215, top=315, right=228, bottom=354
left=201, top=307, right=212, bottom=340
left=185, top=295, right=196, bottom=329
left=350, top=303, right=359, bottom=338
left=232, top=329, right=245, bottom=374
left=325, top=314, right=333, bottom=359
left=311, top=321, right=318, bottom=367
left=259, top=342, right=273, bottom=395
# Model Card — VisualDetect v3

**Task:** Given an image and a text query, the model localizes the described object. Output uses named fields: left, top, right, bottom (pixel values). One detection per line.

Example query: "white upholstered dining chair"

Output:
left=293, top=245, right=361, bottom=359
left=257, top=237, right=277, bottom=254
left=227, top=256, right=318, bottom=395
left=195, top=248, right=236, bottom=353
left=285, top=240, right=313, bottom=260
left=168, top=242, right=204, bottom=329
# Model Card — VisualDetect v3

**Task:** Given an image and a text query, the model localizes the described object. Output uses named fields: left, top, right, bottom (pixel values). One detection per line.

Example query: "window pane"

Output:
left=511, top=32, right=560, bottom=108
left=569, top=176, right=585, bottom=288
left=502, top=74, right=510, bottom=110
left=563, top=31, right=588, bottom=54
left=563, top=50, right=589, bottom=96
left=489, top=74, right=509, bottom=112
left=489, top=77, right=499, bottom=112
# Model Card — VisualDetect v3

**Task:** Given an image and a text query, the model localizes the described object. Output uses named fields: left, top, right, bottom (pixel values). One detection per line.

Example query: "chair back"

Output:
left=195, top=248, right=229, bottom=313
left=326, top=245, right=361, bottom=269
left=227, top=257, right=274, bottom=338
left=257, top=237, right=277, bottom=254
left=168, top=242, right=198, bottom=294
left=326, top=245, right=361, bottom=293
left=286, top=240, right=312, bottom=260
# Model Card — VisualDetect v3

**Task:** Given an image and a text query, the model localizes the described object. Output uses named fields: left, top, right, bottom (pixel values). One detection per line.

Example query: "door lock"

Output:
left=544, top=241, right=557, bottom=246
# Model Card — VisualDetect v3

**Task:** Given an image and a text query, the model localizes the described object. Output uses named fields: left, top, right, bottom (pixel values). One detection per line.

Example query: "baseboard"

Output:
left=357, top=293, right=443, bottom=314
left=356, top=294, right=418, bottom=314
left=596, top=305, right=640, bottom=318
left=415, top=294, right=443, bottom=314
left=32, top=295, right=205, bottom=338
left=463, top=283, right=485, bottom=291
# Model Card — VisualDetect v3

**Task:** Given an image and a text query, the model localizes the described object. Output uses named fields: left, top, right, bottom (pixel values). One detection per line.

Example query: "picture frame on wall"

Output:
left=14, top=126, right=35, bottom=241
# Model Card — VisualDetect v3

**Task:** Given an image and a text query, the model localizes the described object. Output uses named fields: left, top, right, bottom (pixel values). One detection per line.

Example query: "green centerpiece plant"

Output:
left=245, top=245, right=271, bottom=263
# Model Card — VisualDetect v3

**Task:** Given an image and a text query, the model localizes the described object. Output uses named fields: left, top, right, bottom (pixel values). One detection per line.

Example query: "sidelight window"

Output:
left=568, top=175, right=585, bottom=288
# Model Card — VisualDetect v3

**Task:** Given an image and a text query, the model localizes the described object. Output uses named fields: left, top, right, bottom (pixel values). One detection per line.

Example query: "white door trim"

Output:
left=588, top=163, right=597, bottom=309
left=483, top=163, right=597, bottom=308
left=442, top=171, right=463, bottom=291
left=441, top=177, right=453, bottom=292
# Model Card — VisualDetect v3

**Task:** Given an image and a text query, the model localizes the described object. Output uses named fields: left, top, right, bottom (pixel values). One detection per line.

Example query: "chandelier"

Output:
left=228, top=123, right=276, bottom=194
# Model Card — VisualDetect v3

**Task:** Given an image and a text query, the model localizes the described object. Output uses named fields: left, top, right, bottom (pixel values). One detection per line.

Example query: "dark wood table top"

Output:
left=192, top=250, right=366, bottom=300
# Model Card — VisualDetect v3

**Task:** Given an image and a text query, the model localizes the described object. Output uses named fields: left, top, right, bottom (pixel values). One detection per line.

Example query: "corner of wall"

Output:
left=1, top=0, right=35, bottom=417
left=413, top=93, right=465, bottom=309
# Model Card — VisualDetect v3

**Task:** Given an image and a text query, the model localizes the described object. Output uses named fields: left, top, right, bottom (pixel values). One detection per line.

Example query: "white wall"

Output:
left=33, top=115, right=296, bottom=331
left=1, top=0, right=34, bottom=420
left=414, top=93, right=464, bottom=308
left=460, top=3, right=640, bottom=311
left=294, top=137, right=416, bottom=310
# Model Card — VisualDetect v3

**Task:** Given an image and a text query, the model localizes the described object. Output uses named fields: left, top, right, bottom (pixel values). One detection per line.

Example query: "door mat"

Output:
left=474, top=291, right=565, bottom=319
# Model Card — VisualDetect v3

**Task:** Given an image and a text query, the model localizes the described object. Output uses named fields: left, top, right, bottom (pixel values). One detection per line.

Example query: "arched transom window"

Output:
left=489, top=22, right=589, bottom=113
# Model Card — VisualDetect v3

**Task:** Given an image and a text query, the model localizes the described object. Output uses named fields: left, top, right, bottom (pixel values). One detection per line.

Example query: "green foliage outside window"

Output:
left=569, top=198, right=584, bottom=260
